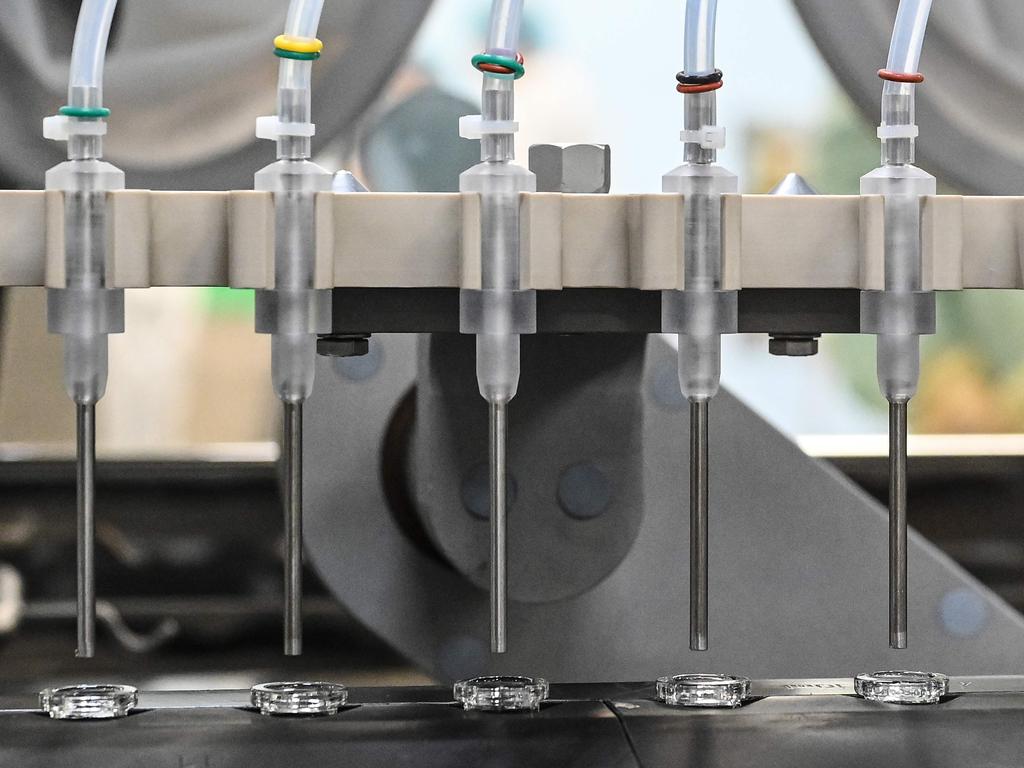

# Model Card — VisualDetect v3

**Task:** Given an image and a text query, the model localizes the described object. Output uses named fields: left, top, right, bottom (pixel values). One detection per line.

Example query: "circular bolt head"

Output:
left=557, top=462, right=612, bottom=520
left=657, top=674, right=751, bottom=708
left=454, top=676, right=549, bottom=712
left=251, top=682, right=348, bottom=716
left=855, top=671, right=948, bottom=705
left=40, top=684, right=138, bottom=720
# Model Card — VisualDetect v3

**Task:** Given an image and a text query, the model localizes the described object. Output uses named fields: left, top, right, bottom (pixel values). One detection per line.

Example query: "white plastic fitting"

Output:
left=459, top=115, right=520, bottom=140
left=681, top=125, right=726, bottom=150
left=256, top=116, right=316, bottom=141
left=43, top=115, right=108, bottom=142
left=877, top=124, right=920, bottom=140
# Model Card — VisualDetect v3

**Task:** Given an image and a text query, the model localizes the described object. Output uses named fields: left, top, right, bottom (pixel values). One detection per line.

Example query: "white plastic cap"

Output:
left=681, top=125, right=726, bottom=150
left=256, top=116, right=316, bottom=141
left=459, top=115, right=520, bottom=140
left=43, top=115, right=108, bottom=142
left=877, top=124, right=920, bottom=140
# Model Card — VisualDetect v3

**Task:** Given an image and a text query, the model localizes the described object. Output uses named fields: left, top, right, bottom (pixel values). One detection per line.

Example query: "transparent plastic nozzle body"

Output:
left=460, top=0, right=535, bottom=655
left=255, top=0, right=332, bottom=657
left=45, top=0, right=123, bottom=661
left=662, top=0, right=737, bottom=652
left=861, top=0, right=935, bottom=651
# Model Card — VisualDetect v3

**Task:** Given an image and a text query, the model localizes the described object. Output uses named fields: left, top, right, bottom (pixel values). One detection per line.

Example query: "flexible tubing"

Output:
left=684, top=0, right=718, bottom=76
left=280, top=0, right=325, bottom=94
left=885, top=0, right=933, bottom=74
left=67, top=0, right=118, bottom=107
left=486, top=0, right=524, bottom=56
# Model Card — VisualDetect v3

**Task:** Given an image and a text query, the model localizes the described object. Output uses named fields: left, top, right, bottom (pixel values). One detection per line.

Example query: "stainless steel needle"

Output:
left=76, top=402, right=96, bottom=659
left=889, top=400, right=908, bottom=650
left=284, top=401, right=303, bottom=656
left=490, top=400, right=508, bottom=654
left=690, top=399, right=709, bottom=652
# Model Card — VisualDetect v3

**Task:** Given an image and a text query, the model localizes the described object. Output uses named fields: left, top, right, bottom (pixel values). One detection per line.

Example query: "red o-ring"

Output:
left=477, top=62, right=517, bottom=76
left=677, top=81, right=724, bottom=94
left=878, top=69, right=925, bottom=84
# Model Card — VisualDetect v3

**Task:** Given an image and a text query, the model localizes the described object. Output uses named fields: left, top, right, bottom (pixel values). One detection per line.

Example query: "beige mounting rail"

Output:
left=1, top=191, right=1021, bottom=291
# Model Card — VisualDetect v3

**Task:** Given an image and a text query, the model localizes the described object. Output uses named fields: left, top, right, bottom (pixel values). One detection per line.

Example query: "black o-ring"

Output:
left=676, top=68, right=723, bottom=86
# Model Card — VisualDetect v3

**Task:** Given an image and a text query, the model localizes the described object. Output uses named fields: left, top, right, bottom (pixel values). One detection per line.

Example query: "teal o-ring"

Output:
left=59, top=105, right=110, bottom=119
left=274, top=48, right=321, bottom=61
left=471, top=53, right=525, bottom=80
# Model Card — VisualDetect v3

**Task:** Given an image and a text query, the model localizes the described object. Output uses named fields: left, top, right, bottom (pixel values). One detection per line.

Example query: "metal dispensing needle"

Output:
left=690, top=399, right=710, bottom=652
left=283, top=401, right=303, bottom=656
left=490, top=401, right=509, bottom=654
left=889, top=400, right=909, bottom=649
left=76, top=403, right=96, bottom=658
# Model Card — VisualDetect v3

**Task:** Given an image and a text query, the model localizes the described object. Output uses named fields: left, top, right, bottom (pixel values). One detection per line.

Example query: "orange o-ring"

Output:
left=878, top=69, right=925, bottom=84
left=477, top=62, right=517, bottom=76
left=677, top=81, right=724, bottom=95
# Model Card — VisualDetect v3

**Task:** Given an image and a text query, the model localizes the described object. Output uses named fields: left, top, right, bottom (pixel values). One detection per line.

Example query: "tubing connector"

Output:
left=681, top=125, right=726, bottom=151
left=43, top=115, right=108, bottom=142
left=460, top=115, right=520, bottom=140
left=256, top=116, right=316, bottom=141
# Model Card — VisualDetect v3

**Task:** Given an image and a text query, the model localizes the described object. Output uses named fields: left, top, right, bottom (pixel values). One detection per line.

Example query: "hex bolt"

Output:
left=317, top=334, right=370, bottom=359
left=529, top=144, right=611, bottom=194
left=769, top=334, right=819, bottom=357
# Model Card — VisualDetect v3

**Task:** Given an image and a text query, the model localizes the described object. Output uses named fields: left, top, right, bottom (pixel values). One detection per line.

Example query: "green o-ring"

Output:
left=274, top=48, right=321, bottom=61
left=471, top=53, right=525, bottom=80
left=58, top=105, right=110, bottom=119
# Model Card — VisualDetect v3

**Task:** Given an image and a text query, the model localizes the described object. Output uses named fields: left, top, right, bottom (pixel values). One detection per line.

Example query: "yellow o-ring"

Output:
left=274, top=34, right=324, bottom=54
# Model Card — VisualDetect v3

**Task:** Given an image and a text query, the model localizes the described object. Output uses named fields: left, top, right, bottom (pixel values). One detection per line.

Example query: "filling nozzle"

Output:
left=254, top=0, right=334, bottom=656
left=459, top=0, right=535, bottom=654
left=662, top=0, right=737, bottom=652
left=43, top=0, right=124, bottom=660
left=861, top=0, right=936, bottom=650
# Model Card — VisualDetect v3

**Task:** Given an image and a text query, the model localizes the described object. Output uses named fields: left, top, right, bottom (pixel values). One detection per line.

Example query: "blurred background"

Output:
left=1, top=0, right=1024, bottom=687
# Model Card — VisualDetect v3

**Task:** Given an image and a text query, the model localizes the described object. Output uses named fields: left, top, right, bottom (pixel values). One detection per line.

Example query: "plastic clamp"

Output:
left=877, top=124, right=920, bottom=140
left=256, top=116, right=316, bottom=141
left=459, top=115, right=520, bottom=140
left=681, top=125, right=726, bottom=150
left=43, top=115, right=108, bottom=142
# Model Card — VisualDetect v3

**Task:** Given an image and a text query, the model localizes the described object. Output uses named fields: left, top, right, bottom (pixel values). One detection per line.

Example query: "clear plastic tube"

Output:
left=665, top=0, right=735, bottom=401
left=461, top=0, right=534, bottom=402
left=256, top=0, right=332, bottom=402
left=879, top=0, right=933, bottom=167
left=67, top=0, right=118, bottom=108
left=486, top=0, right=525, bottom=55
left=284, top=0, right=325, bottom=38
left=279, top=0, right=323, bottom=94
left=684, top=0, right=719, bottom=76
left=885, top=0, right=933, bottom=75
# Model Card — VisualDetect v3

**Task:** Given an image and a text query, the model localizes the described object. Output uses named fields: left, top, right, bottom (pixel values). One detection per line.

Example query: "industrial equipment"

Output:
left=1, top=0, right=1024, bottom=764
